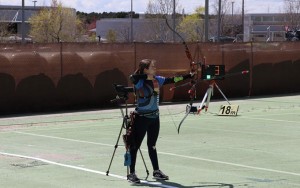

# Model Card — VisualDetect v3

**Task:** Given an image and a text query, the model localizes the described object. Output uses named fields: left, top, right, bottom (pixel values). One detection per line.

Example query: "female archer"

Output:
left=127, top=59, right=194, bottom=183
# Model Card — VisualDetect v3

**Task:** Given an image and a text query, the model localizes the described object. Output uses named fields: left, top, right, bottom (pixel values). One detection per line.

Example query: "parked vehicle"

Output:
left=209, top=36, right=236, bottom=42
left=285, top=29, right=300, bottom=41
left=145, top=39, right=165, bottom=43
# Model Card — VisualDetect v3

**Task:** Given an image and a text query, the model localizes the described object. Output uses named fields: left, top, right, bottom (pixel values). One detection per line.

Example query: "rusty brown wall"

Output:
left=0, top=42, right=299, bottom=114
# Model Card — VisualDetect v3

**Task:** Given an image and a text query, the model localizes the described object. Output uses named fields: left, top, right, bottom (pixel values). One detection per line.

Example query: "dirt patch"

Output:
left=0, top=122, right=61, bottom=132
left=1, top=152, right=83, bottom=168
left=0, top=121, right=72, bottom=132
left=11, top=160, right=48, bottom=168
left=37, top=153, right=83, bottom=161
left=0, top=155, right=10, bottom=159
left=0, top=124, right=34, bottom=132
left=0, top=117, right=108, bottom=132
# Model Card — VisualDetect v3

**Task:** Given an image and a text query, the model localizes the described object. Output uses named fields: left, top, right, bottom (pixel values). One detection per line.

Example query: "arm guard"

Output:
left=164, top=73, right=193, bottom=85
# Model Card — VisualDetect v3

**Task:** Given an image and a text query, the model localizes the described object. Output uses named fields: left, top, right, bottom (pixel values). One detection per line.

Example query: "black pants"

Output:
left=129, top=115, right=160, bottom=173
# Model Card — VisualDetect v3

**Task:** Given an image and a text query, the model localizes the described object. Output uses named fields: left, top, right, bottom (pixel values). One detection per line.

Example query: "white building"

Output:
left=243, top=13, right=287, bottom=42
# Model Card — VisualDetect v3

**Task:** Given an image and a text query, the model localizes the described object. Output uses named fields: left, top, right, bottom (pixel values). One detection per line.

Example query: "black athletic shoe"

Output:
left=153, top=170, right=169, bottom=180
left=127, top=173, right=141, bottom=183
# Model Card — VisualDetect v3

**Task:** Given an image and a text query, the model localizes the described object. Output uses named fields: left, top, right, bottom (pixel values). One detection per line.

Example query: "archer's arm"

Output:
left=163, top=73, right=194, bottom=85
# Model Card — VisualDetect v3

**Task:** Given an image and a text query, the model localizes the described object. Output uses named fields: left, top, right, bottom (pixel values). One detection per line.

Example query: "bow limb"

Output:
left=177, top=84, right=196, bottom=133
left=165, top=18, right=199, bottom=133
left=165, top=18, right=198, bottom=93
left=177, top=104, right=191, bottom=133
left=165, top=18, right=193, bottom=65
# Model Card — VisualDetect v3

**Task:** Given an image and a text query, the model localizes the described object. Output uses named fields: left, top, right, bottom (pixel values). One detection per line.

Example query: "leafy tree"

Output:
left=106, top=29, right=117, bottom=42
left=177, top=6, right=205, bottom=42
left=29, top=0, right=84, bottom=42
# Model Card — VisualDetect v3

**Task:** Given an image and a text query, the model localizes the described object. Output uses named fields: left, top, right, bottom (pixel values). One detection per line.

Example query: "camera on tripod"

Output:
left=111, top=84, right=134, bottom=102
left=114, top=84, right=134, bottom=94
left=107, top=83, right=149, bottom=177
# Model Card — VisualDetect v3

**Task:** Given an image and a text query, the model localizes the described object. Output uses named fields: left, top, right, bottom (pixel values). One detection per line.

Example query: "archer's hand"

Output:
left=190, top=70, right=197, bottom=78
left=147, top=75, right=155, bottom=80
left=189, top=61, right=198, bottom=78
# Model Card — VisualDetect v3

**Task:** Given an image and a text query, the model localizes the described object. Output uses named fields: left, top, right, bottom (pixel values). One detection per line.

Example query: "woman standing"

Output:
left=127, top=59, right=194, bottom=183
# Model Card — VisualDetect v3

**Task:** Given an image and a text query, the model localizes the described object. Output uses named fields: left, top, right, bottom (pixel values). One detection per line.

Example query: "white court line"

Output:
left=0, top=151, right=178, bottom=188
left=241, top=112, right=300, bottom=117
left=14, top=131, right=113, bottom=147
left=158, top=151, right=300, bottom=177
left=187, top=126, right=300, bottom=137
left=13, top=131, right=300, bottom=178
left=240, top=116, right=300, bottom=124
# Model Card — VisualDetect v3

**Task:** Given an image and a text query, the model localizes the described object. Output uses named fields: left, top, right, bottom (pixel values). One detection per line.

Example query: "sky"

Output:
left=0, top=0, right=285, bottom=14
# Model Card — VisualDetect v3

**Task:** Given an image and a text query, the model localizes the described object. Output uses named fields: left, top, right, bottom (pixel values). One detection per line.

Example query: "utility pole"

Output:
left=205, top=0, right=209, bottom=41
left=172, top=0, right=176, bottom=42
left=231, top=1, right=234, bottom=19
left=33, top=0, right=37, bottom=8
left=130, top=0, right=133, bottom=42
left=217, top=0, right=221, bottom=42
left=231, top=1, right=235, bottom=37
left=242, top=0, right=244, bottom=41
left=21, top=0, right=25, bottom=44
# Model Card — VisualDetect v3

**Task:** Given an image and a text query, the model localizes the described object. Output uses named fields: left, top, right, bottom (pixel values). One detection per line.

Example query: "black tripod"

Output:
left=106, top=86, right=149, bottom=178
left=197, top=80, right=231, bottom=113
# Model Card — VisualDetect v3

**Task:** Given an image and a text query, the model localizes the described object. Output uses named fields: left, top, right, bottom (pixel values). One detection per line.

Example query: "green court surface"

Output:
left=1, top=94, right=300, bottom=188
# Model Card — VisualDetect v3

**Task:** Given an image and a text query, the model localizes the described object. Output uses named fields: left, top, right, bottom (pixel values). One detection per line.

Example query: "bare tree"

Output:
left=134, top=20, right=155, bottom=42
left=0, top=24, right=10, bottom=42
left=147, top=0, right=177, bottom=15
left=284, top=0, right=300, bottom=29
left=211, top=0, right=232, bottom=36
left=0, top=14, right=14, bottom=42
left=118, top=23, right=131, bottom=42
left=145, top=0, right=182, bottom=41
left=29, top=0, right=84, bottom=42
